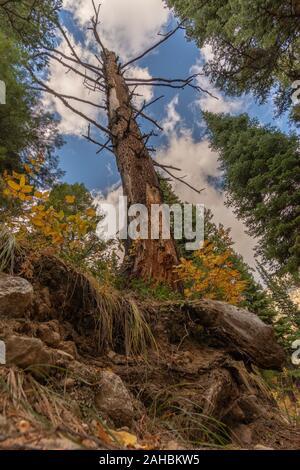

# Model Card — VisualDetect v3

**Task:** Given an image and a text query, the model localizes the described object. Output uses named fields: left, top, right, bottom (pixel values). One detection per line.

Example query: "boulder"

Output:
left=185, top=299, right=286, bottom=369
left=94, top=370, right=134, bottom=427
left=0, top=274, right=33, bottom=318
left=5, top=335, right=51, bottom=371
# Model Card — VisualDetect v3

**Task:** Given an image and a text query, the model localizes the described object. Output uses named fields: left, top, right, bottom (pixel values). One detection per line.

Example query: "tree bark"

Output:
left=103, top=50, right=180, bottom=287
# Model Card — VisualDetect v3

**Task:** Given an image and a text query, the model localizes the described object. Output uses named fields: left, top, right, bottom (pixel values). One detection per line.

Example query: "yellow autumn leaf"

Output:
left=34, top=191, right=44, bottom=198
left=110, top=430, right=138, bottom=448
left=3, top=188, right=11, bottom=197
left=21, top=185, right=33, bottom=194
left=65, top=195, right=76, bottom=204
left=18, top=193, right=32, bottom=202
left=43, top=226, right=53, bottom=236
left=7, top=180, right=20, bottom=192
left=19, top=175, right=26, bottom=188
left=12, top=171, right=23, bottom=180
left=55, top=210, right=65, bottom=221
left=31, top=217, right=44, bottom=228
left=52, top=234, right=64, bottom=244
left=85, top=207, right=96, bottom=217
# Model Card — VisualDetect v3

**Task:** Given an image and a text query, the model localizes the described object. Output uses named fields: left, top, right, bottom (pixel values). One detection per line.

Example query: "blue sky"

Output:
left=58, top=25, right=292, bottom=193
left=44, top=0, right=295, bottom=269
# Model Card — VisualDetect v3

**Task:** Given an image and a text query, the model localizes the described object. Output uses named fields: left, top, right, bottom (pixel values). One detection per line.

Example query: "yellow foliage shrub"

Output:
left=175, top=240, right=248, bottom=305
left=2, top=165, right=97, bottom=251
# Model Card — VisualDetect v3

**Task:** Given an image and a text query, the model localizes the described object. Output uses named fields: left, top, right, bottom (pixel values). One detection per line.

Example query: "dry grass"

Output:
left=0, top=225, right=20, bottom=273
left=260, top=368, right=300, bottom=427
left=78, top=273, right=157, bottom=357
left=145, top=383, right=232, bottom=448
left=31, top=253, right=157, bottom=358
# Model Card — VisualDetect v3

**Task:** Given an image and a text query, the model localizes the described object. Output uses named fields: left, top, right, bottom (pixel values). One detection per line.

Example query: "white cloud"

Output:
left=124, top=66, right=154, bottom=107
left=44, top=0, right=164, bottom=135
left=157, top=98, right=257, bottom=269
left=63, top=0, right=170, bottom=62
left=42, top=32, right=106, bottom=135
left=161, top=95, right=181, bottom=135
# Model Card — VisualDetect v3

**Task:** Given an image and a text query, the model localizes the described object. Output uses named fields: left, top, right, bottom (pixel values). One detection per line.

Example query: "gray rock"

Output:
left=5, top=335, right=51, bottom=371
left=186, top=299, right=286, bottom=370
left=95, top=370, right=134, bottom=427
left=0, top=274, right=33, bottom=318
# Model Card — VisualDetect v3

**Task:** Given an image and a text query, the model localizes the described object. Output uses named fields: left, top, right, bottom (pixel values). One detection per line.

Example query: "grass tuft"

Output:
left=0, top=225, right=20, bottom=273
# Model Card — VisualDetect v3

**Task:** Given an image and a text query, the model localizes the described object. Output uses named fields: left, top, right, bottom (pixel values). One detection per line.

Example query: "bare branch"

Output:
left=90, top=0, right=107, bottom=56
left=154, top=161, right=205, bottom=195
left=82, top=125, right=114, bottom=154
left=27, top=68, right=113, bottom=138
left=30, top=86, right=107, bottom=110
left=43, top=45, right=105, bottom=78
left=125, top=76, right=204, bottom=84
left=121, top=21, right=186, bottom=69
left=35, top=51, right=106, bottom=92
left=127, top=75, right=217, bottom=98
left=133, top=95, right=164, bottom=118
left=135, top=109, right=163, bottom=131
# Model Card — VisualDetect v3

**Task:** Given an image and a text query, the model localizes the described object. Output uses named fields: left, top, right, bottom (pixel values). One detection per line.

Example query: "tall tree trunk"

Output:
left=103, top=49, right=179, bottom=287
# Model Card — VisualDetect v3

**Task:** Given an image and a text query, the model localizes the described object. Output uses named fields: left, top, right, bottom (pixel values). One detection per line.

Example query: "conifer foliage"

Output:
left=204, top=112, right=300, bottom=280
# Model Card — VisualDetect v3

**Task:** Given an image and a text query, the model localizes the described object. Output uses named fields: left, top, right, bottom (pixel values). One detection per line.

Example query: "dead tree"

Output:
left=29, top=1, right=213, bottom=288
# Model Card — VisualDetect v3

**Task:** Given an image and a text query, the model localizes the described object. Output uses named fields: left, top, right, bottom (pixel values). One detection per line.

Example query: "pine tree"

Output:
left=257, top=262, right=300, bottom=346
left=0, top=0, right=61, bottom=52
left=204, top=112, right=300, bottom=280
left=168, top=0, right=300, bottom=123
left=0, top=3, right=63, bottom=201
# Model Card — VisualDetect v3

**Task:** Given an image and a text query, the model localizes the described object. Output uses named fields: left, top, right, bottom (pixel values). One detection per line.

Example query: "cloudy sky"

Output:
left=45, top=0, right=293, bottom=272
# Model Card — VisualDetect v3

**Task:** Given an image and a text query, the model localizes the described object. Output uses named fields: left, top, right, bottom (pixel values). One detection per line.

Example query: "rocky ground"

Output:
left=0, top=254, right=300, bottom=450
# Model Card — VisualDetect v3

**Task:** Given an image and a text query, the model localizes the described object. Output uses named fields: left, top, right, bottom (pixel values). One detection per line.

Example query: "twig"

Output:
left=154, top=161, right=205, bottom=195
left=27, top=68, right=113, bottom=138
left=121, top=21, right=186, bottom=69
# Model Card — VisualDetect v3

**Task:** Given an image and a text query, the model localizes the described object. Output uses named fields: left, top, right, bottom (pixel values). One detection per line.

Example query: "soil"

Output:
left=0, top=254, right=300, bottom=450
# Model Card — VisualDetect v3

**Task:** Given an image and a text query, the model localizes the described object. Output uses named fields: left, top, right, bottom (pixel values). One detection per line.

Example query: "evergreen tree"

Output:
left=204, top=112, right=300, bottom=280
left=0, top=0, right=61, bottom=53
left=257, top=262, right=300, bottom=346
left=168, top=0, right=300, bottom=123
left=0, top=3, right=63, bottom=187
